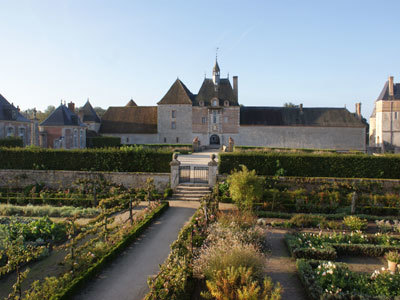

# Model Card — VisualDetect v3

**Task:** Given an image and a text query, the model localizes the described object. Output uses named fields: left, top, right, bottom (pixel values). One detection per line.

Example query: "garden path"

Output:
left=73, top=204, right=196, bottom=300
left=265, top=228, right=308, bottom=300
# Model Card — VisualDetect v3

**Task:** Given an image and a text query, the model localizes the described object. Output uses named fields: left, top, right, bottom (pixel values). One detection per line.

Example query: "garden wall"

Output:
left=0, top=169, right=170, bottom=191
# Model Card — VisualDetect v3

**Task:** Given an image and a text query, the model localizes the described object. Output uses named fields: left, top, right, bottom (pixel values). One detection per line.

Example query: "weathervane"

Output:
left=216, top=47, right=219, bottom=61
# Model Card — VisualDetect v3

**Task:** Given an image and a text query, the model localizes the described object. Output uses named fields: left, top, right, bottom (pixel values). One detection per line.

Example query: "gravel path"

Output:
left=265, top=229, right=308, bottom=300
left=74, top=205, right=196, bottom=300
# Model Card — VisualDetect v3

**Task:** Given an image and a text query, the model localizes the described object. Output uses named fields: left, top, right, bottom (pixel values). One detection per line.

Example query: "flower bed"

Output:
left=296, top=259, right=400, bottom=299
left=286, top=232, right=400, bottom=260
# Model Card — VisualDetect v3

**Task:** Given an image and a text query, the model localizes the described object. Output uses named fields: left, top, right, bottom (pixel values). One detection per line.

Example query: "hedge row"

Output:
left=86, top=136, right=121, bottom=148
left=219, top=152, right=400, bottom=179
left=0, top=137, right=23, bottom=147
left=255, top=211, right=400, bottom=221
left=54, top=202, right=169, bottom=300
left=0, top=147, right=172, bottom=172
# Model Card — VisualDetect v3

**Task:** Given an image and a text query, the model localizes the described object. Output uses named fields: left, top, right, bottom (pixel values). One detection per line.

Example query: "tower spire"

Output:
left=212, top=48, right=220, bottom=85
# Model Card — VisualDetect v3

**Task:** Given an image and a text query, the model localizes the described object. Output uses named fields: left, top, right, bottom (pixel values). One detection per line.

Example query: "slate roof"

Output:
left=0, top=94, right=30, bottom=122
left=194, top=78, right=238, bottom=106
left=79, top=100, right=101, bottom=123
left=377, top=80, right=400, bottom=100
left=41, top=104, right=85, bottom=127
left=126, top=99, right=138, bottom=107
left=240, top=106, right=366, bottom=127
left=157, top=79, right=194, bottom=105
left=100, top=106, right=157, bottom=134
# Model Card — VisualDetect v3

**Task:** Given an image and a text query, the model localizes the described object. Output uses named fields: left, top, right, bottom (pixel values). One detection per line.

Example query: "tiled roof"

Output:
left=79, top=100, right=101, bottom=123
left=100, top=106, right=157, bottom=134
left=0, top=94, right=30, bottom=122
left=157, top=79, right=194, bottom=105
left=126, top=99, right=138, bottom=107
left=194, top=78, right=238, bottom=106
left=240, top=106, right=366, bottom=127
left=40, top=104, right=85, bottom=127
left=377, top=80, right=400, bottom=100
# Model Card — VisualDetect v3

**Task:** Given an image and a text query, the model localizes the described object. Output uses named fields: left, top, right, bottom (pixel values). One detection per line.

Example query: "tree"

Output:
left=283, top=102, right=298, bottom=108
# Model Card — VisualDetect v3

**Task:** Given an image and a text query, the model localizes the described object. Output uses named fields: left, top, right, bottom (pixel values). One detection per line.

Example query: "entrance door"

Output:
left=210, top=134, right=220, bottom=145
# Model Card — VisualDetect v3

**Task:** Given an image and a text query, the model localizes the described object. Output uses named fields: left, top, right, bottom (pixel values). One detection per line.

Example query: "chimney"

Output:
left=68, top=102, right=75, bottom=113
left=233, top=76, right=238, bottom=101
left=355, top=102, right=362, bottom=119
left=389, top=76, right=394, bottom=98
left=299, top=103, right=303, bottom=112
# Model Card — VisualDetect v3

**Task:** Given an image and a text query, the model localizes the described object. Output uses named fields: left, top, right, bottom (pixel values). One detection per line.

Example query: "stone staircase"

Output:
left=169, top=184, right=211, bottom=201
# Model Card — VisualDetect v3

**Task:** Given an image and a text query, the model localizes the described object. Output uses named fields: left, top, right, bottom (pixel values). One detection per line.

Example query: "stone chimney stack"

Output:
left=389, top=76, right=394, bottom=99
left=233, top=76, right=238, bottom=102
left=68, top=102, right=75, bottom=113
left=355, top=102, right=362, bottom=119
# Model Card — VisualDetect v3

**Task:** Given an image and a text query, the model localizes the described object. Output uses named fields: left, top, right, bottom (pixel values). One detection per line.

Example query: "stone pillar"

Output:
left=170, top=153, right=181, bottom=190
left=208, top=153, right=218, bottom=188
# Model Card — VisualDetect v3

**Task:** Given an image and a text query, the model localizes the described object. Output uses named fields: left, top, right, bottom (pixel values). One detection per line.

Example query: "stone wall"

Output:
left=238, top=126, right=366, bottom=151
left=157, top=104, right=193, bottom=144
left=0, top=169, right=170, bottom=191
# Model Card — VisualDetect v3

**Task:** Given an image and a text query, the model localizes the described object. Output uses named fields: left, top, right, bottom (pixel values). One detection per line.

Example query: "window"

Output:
left=199, top=100, right=204, bottom=106
left=224, top=116, right=228, bottom=123
left=395, top=112, right=398, bottom=120
left=80, top=130, right=84, bottom=147
left=73, top=129, right=78, bottom=148
left=164, top=137, right=167, bottom=143
left=172, top=110, right=176, bottom=118
left=224, top=100, right=229, bottom=107
left=212, top=99, right=218, bottom=107
left=213, top=111, right=217, bottom=123
left=7, top=127, right=14, bottom=137
left=19, top=127, right=25, bottom=137
left=176, top=137, right=179, bottom=143
left=126, top=137, right=129, bottom=143
left=171, top=121, right=176, bottom=129
left=202, top=117, right=207, bottom=124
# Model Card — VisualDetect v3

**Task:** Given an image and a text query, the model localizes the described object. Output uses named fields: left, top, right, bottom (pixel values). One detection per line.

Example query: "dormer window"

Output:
left=224, top=100, right=229, bottom=107
left=212, top=98, right=218, bottom=107
left=199, top=100, right=204, bottom=107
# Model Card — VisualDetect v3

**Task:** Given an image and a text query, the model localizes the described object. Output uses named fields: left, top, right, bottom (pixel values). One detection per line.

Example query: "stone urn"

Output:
left=386, top=251, right=400, bottom=272
left=388, top=260, right=397, bottom=272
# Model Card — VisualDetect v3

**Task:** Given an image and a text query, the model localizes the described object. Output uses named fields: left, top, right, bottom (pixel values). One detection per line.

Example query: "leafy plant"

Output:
left=385, top=251, right=400, bottom=263
left=343, top=216, right=368, bottom=231
left=227, top=165, right=264, bottom=211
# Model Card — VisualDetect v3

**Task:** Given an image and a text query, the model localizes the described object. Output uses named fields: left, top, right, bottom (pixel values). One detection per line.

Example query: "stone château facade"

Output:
left=100, top=61, right=367, bottom=151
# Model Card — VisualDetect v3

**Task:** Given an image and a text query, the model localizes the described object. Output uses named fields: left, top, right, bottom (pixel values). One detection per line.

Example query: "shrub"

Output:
left=0, top=147, right=171, bottom=172
left=204, top=266, right=282, bottom=300
left=227, top=165, right=264, bottom=211
left=289, top=214, right=326, bottom=228
left=343, top=216, right=368, bottom=231
left=0, top=137, right=23, bottom=147
left=86, top=136, right=121, bottom=148
left=219, top=152, right=400, bottom=179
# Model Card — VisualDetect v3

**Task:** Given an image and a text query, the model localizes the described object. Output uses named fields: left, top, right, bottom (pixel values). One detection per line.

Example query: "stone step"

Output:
left=174, top=190, right=211, bottom=195
left=169, top=196, right=205, bottom=201
left=177, top=183, right=210, bottom=188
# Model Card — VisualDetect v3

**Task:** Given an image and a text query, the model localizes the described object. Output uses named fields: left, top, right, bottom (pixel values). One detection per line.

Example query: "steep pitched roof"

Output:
left=79, top=100, right=101, bottom=123
left=377, top=80, right=400, bottom=100
left=157, top=79, right=194, bottom=105
left=40, top=104, right=85, bottom=127
left=194, top=78, right=238, bottom=106
left=213, top=61, right=220, bottom=73
left=0, top=94, right=30, bottom=122
left=240, top=106, right=366, bottom=128
left=100, top=106, right=157, bottom=134
left=126, top=99, right=138, bottom=107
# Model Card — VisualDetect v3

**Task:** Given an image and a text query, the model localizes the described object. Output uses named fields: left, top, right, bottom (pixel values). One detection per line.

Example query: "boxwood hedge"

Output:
left=0, top=147, right=172, bottom=172
left=219, top=152, right=400, bottom=179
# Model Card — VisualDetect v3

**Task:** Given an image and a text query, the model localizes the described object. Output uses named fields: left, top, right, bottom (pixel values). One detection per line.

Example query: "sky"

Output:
left=1, top=1, right=400, bottom=119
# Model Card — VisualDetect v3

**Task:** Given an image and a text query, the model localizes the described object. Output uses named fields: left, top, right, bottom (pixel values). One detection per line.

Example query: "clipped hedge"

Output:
left=54, top=202, right=169, bottom=300
left=219, top=152, right=400, bottom=179
left=0, top=147, right=172, bottom=172
left=0, top=137, right=23, bottom=147
left=86, top=136, right=121, bottom=148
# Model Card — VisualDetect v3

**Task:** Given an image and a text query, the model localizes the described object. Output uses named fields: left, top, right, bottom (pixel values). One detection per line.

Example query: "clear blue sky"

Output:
left=1, top=0, right=400, bottom=119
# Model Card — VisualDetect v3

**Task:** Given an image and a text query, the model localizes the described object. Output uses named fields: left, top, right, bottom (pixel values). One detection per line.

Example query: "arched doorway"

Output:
left=210, top=134, right=220, bottom=145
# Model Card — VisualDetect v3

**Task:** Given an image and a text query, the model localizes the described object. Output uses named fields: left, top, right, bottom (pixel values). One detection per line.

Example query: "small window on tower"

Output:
left=395, top=112, right=398, bottom=120
left=202, top=117, right=207, bottom=124
left=224, top=100, right=229, bottom=107
left=176, top=137, right=179, bottom=143
left=164, top=137, right=167, bottom=143
left=172, top=110, right=176, bottom=118
left=171, top=121, right=176, bottom=129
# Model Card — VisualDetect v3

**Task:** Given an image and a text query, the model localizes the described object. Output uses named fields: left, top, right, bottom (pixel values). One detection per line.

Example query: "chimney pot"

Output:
left=355, top=102, right=362, bottom=119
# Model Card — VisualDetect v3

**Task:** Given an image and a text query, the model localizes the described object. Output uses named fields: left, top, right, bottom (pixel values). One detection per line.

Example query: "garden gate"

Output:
left=178, top=165, right=209, bottom=184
